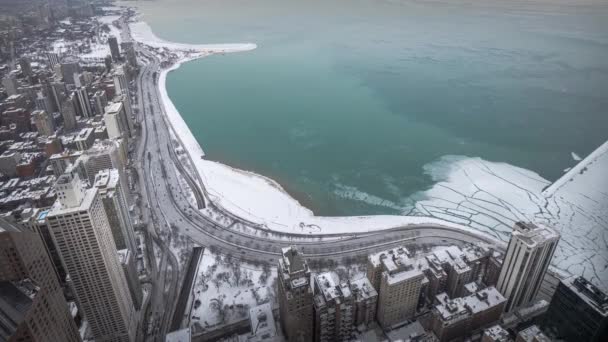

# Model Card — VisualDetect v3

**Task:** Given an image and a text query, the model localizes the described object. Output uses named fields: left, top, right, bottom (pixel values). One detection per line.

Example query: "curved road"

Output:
left=130, top=41, right=505, bottom=339
left=135, top=47, right=503, bottom=263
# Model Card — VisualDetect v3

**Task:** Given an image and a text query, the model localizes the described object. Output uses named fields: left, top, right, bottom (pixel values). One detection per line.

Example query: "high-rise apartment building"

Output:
left=114, top=94, right=134, bottom=135
left=496, top=222, right=559, bottom=312
left=350, top=277, right=377, bottom=327
left=278, top=246, right=313, bottom=342
left=313, top=272, right=354, bottom=342
left=542, top=276, right=607, bottom=341
left=78, top=139, right=127, bottom=184
left=93, top=90, right=108, bottom=116
left=32, top=109, right=55, bottom=136
left=0, top=218, right=81, bottom=342
left=61, top=95, right=78, bottom=131
left=46, top=170, right=137, bottom=342
left=75, top=86, right=92, bottom=118
left=35, top=92, right=54, bottom=114
left=60, top=58, right=80, bottom=84
left=50, top=80, right=67, bottom=110
left=104, top=102, right=128, bottom=140
left=376, top=251, right=425, bottom=328
left=109, top=36, right=121, bottom=61
left=367, top=246, right=427, bottom=328
left=118, top=249, right=143, bottom=310
left=113, top=66, right=129, bottom=96
left=94, top=169, right=136, bottom=254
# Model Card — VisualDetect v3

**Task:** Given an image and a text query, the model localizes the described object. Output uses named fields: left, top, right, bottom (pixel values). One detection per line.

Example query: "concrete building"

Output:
left=0, top=151, right=21, bottom=177
left=2, top=74, right=19, bottom=96
left=73, top=127, right=95, bottom=151
left=350, top=277, right=377, bottom=327
left=19, top=57, right=32, bottom=78
left=114, top=93, right=134, bottom=135
left=1, top=107, right=30, bottom=133
left=239, top=303, right=277, bottom=342
left=482, top=325, right=512, bottom=342
left=123, top=42, right=138, bottom=68
left=515, top=325, right=550, bottom=342
left=118, top=249, right=143, bottom=310
left=32, top=109, right=55, bottom=136
left=47, top=52, right=60, bottom=68
left=50, top=80, right=67, bottom=111
left=93, top=90, right=108, bottom=116
left=35, top=92, right=54, bottom=114
left=113, top=66, right=129, bottom=97
left=542, top=276, right=607, bottom=341
left=109, top=36, right=120, bottom=61
left=368, top=246, right=425, bottom=328
left=49, top=149, right=82, bottom=177
left=313, top=272, right=354, bottom=342
left=61, top=95, right=78, bottom=131
left=94, top=169, right=137, bottom=254
left=46, top=170, right=137, bottom=342
left=104, top=101, right=128, bottom=140
left=20, top=208, right=67, bottom=286
left=0, top=218, right=81, bottom=342
left=431, top=287, right=506, bottom=342
left=60, top=59, right=80, bottom=84
left=278, top=246, right=313, bottom=342
left=75, top=86, right=92, bottom=118
left=496, top=222, right=559, bottom=312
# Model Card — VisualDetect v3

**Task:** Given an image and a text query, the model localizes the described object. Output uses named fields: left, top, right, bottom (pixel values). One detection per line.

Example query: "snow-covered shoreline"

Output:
left=129, top=18, right=502, bottom=240
left=129, top=14, right=607, bottom=289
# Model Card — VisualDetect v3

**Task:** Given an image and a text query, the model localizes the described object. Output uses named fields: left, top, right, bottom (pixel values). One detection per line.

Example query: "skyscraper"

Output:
left=75, top=86, right=92, bottom=118
left=278, top=246, right=313, bottom=342
left=0, top=218, right=81, bottom=342
left=94, top=169, right=137, bottom=254
left=50, top=80, right=67, bottom=111
left=375, top=249, right=425, bottom=328
left=104, top=101, right=128, bottom=140
left=46, top=170, right=137, bottom=342
left=113, top=66, right=129, bottom=96
left=93, top=89, right=108, bottom=116
left=35, top=91, right=54, bottom=114
left=109, top=36, right=121, bottom=61
left=61, top=95, right=78, bottom=131
left=496, top=222, right=559, bottom=312
left=542, top=276, right=607, bottom=341
left=32, top=109, right=55, bottom=136
left=60, top=58, right=80, bottom=84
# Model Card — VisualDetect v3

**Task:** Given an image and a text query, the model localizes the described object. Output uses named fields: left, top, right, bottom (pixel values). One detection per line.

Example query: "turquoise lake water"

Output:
left=137, top=0, right=608, bottom=216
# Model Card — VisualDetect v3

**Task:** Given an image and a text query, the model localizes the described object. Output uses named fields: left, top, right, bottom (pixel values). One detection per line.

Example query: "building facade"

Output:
left=277, top=246, right=313, bottom=342
left=431, top=287, right=506, bottom=342
left=542, top=276, right=607, bottom=341
left=313, top=272, right=354, bottom=342
left=0, top=218, right=81, bottom=342
left=46, top=170, right=136, bottom=342
left=496, top=222, right=559, bottom=312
